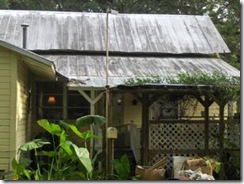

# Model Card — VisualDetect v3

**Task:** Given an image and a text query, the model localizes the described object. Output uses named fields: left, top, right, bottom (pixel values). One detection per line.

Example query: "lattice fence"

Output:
left=149, top=123, right=205, bottom=150
left=148, top=121, right=240, bottom=172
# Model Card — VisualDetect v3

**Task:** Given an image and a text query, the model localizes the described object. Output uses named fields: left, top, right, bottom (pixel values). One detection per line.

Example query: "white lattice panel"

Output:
left=149, top=123, right=205, bottom=150
left=209, top=122, right=240, bottom=149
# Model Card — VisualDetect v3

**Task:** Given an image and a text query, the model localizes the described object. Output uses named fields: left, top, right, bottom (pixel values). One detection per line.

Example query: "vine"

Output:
left=165, top=71, right=240, bottom=102
left=124, top=71, right=240, bottom=119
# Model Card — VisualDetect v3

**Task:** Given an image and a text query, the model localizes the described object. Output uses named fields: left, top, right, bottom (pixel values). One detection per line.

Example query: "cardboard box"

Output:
left=135, top=165, right=166, bottom=180
left=184, top=158, right=213, bottom=176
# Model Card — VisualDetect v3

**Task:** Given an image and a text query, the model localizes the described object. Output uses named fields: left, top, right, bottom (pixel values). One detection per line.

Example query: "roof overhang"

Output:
left=42, top=55, right=240, bottom=89
left=0, top=40, right=56, bottom=80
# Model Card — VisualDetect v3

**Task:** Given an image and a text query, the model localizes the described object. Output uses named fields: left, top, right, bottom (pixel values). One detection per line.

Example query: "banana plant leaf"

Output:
left=76, top=115, right=106, bottom=127
left=18, top=139, right=50, bottom=152
left=60, top=121, right=98, bottom=141
left=37, top=119, right=63, bottom=136
left=71, top=144, right=93, bottom=173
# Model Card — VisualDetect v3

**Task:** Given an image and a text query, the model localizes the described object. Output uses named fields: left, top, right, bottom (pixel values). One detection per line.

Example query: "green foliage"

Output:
left=18, top=139, right=50, bottom=152
left=203, top=157, right=222, bottom=174
left=76, top=115, right=106, bottom=127
left=112, top=154, right=131, bottom=180
left=124, top=75, right=163, bottom=85
left=166, top=71, right=240, bottom=102
left=205, top=0, right=240, bottom=69
left=11, top=115, right=106, bottom=180
left=124, top=71, right=239, bottom=103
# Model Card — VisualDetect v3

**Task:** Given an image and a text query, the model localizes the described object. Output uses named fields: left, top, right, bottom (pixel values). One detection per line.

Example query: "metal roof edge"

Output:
left=0, top=39, right=56, bottom=77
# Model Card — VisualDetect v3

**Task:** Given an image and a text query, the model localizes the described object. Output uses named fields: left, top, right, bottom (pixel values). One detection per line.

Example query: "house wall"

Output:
left=182, top=98, right=233, bottom=120
left=122, top=94, right=236, bottom=128
left=16, top=59, right=31, bottom=152
left=0, top=48, right=17, bottom=171
left=0, top=47, right=31, bottom=172
left=123, top=92, right=142, bottom=128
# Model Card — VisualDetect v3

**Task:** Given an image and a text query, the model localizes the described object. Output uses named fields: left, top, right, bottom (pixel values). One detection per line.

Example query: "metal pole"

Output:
left=105, top=8, right=118, bottom=177
left=105, top=8, right=110, bottom=177
left=21, top=23, right=29, bottom=49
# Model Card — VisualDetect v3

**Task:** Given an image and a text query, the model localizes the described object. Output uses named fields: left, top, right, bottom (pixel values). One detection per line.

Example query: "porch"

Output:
left=114, top=118, right=240, bottom=177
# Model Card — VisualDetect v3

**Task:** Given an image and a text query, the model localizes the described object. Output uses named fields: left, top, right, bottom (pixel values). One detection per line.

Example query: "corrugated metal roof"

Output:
left=0, top=10, right=229, bottom=54
left=43, top=55, right=239, bottom=88
left=0, top=40, right=56, bottom=79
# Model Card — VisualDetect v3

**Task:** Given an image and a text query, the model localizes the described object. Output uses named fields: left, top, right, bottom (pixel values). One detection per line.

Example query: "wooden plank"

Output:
left=0, top=145, right=10, bottom=151
left=0, top=158, right=10, bottom=164
left=0, top=125, right=10, bottom=132
left=0, top=77, right=11, bottom=83
left=149, top=149, right=220, bottom=155
left=9, top=58, right=17, bottom=162
left=0, top=133, right=10, bottom=139
left=0, top=101, right=10, bottom=107
left=0, top=63, right=11, bottom=70
left=0, top=70, right=11, bottom=77
left=141, top=93, right=149, bottom=165
left=0, top=108, right=10, bottom=115
left=0, top=113, right=10, bottom=120
left=0, top=95, right=10, bottom=101
left=0, top=120, right=11, bottom=126
left=0, top=83, right=10, bottom=89
left=0, top=152, right=10, bottom=158
left=0, top=139, right=10, bottom=146
left=0, top=89, right=10, bottom=95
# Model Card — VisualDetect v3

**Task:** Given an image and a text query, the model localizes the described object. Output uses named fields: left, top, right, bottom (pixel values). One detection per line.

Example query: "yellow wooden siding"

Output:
left=16, top=59, right=30, bottom=151
left=123, top=92, right=142, bottom=128
left=123, top=95, right=236, bottom=128
left=0, top=52, right=13, bottom=171
left=182, top=97, right=233, bottom=119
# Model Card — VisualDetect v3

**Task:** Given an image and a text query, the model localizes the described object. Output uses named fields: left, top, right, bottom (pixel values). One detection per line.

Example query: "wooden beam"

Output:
left=63, top=82, right=67, bottom=120
left=219, top=104, right=225, bottom=160
left=141, top=94, right=149, bottom=165
left=77, top=89, right=104, bottom=106
left=204, top=95, right=210, bottom=152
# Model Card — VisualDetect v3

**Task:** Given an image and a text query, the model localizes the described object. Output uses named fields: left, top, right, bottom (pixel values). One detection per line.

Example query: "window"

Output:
left=67, top=91, right=90, bottom=119
left=36, top=82, right=63, bottom=121
left=36, top=82, right=90, bottom=121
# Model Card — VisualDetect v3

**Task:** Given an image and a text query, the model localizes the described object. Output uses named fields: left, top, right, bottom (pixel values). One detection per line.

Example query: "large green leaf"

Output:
left=60, top=122, right=98, bottom=141
left=60, top=121, right=84, bottom=138
left=60, top=140, right=73, bottom=156
left=19, top=139, right=50, bottom=152
left=37, top=119, right=63, bottom=136
left=76, top=115, right=106, bottom=127
left=112, top=155, right=131, bottom=180
left=71, top=144, right=92, bottom=173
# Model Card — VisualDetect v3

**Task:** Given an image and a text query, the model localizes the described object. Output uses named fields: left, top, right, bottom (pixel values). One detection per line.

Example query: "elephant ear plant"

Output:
left=12, top=115, right=105, bottom=180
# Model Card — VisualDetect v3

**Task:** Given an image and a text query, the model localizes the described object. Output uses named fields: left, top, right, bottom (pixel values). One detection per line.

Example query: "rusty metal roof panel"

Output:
left=0, top=10, right=230, bottom=54
left=42, top=55, right=239, bottom=88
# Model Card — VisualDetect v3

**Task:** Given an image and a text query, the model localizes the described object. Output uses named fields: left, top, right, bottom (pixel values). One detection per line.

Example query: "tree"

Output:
left=205, top=0, right=240, bottom=69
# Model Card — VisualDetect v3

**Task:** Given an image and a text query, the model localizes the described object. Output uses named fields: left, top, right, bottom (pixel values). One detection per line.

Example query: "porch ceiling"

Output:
left=43, top=55, right=240, bottom=88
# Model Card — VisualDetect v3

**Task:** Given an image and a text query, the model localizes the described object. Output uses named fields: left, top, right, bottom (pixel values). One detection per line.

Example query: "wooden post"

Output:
left=219, top=103, right=225, bottom=158
left=204, top=95, right=210, bottom=153
left=63, top=82, right=67, bottom=120
left=141, top=93, right=149, bottom=165
left=195, top=95, right=214, bottom=154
